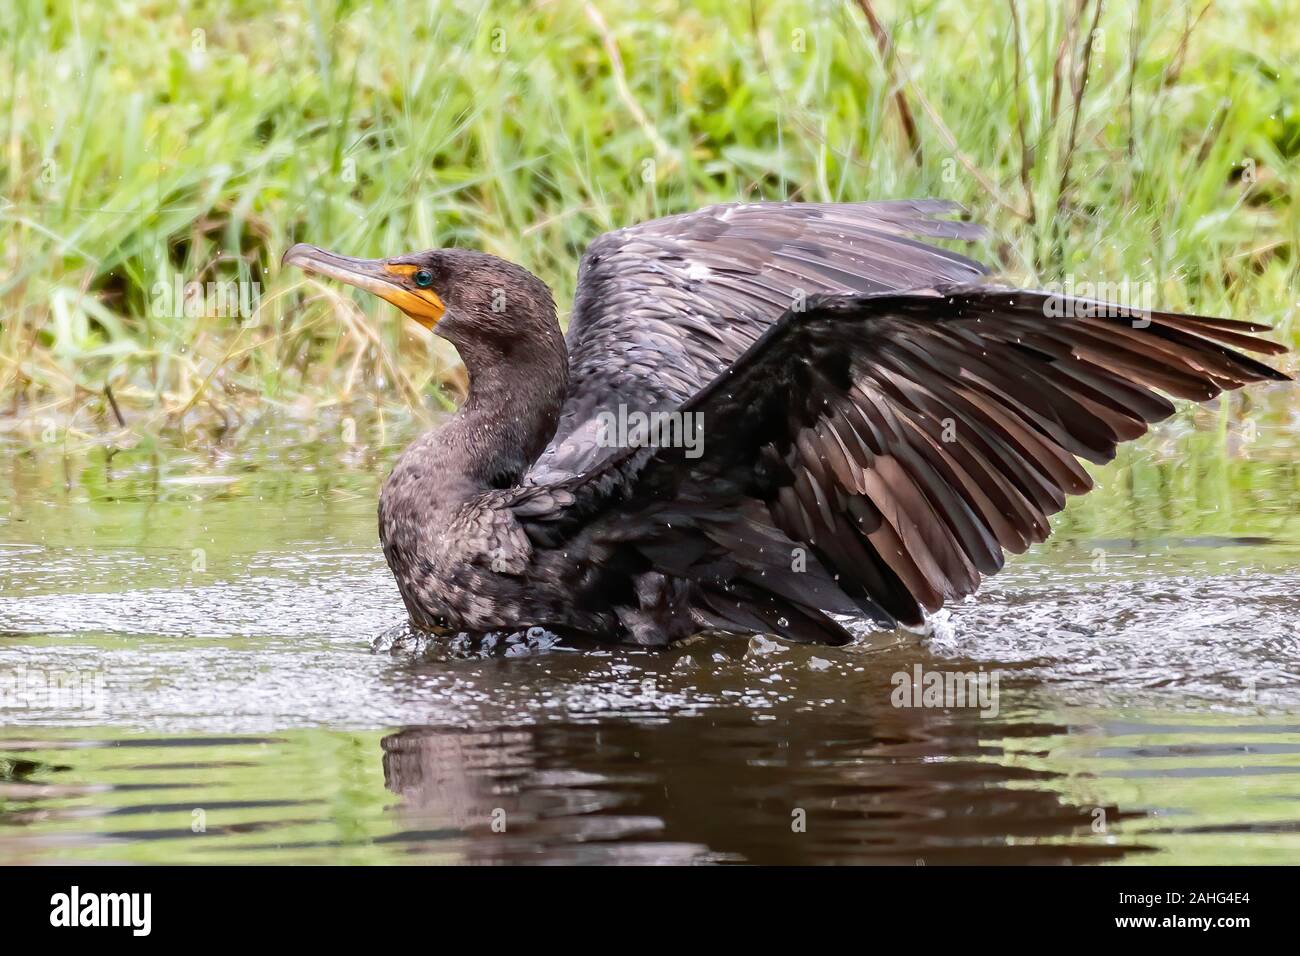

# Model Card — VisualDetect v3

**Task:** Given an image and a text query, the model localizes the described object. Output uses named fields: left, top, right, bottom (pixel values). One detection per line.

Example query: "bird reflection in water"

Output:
left=379, top=643, right=1153, bottom=864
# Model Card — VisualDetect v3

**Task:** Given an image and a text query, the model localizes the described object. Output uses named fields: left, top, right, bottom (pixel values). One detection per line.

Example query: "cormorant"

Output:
left=283, top=201, right=1289, bottom=646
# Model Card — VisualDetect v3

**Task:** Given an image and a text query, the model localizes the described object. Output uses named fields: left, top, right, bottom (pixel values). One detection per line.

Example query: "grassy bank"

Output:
left=1, top=0, right=1296, bottom=447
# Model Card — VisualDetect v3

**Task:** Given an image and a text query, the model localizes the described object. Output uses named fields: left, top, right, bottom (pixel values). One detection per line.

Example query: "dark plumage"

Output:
left=283, top=201, right=1290, bottom=646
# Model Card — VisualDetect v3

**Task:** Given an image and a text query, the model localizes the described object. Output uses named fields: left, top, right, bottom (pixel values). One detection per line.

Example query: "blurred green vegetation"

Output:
left=0, top=0, right=1295, bottom=439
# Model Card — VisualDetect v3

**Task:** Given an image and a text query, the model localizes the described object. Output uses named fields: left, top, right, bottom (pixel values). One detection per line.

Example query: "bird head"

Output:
left=281, top=243, right=555, bottom=350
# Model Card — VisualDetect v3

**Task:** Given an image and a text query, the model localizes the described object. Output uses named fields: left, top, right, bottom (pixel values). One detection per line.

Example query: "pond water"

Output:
left=1, top=393, right=1298, bottom=865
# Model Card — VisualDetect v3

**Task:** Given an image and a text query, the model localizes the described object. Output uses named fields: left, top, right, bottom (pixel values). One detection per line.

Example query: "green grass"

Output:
left=1, top=0, right=1296, bottom=441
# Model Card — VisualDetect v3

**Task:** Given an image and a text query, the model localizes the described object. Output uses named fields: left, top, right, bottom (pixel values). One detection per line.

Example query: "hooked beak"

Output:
left=281, top=243, right=445, bottom=329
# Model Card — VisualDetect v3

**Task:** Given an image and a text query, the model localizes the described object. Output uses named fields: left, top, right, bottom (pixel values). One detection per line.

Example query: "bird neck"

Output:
left=457, top=333, right=568, bottom=486
left=406, top=309, right=569, bottom=500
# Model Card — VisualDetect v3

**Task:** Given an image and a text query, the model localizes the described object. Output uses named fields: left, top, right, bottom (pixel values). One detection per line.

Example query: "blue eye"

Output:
left=413, top=269, right=433, bottom=288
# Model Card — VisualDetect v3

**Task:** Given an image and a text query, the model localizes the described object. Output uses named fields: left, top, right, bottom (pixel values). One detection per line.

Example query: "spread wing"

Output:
left=513, top=285, right=1289, bottom=643
left=529, top=200, right=988, bottom=481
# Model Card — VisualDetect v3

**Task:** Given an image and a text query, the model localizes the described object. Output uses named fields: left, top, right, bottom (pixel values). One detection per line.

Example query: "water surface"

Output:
left=1, top=395, right=1298, bottom=864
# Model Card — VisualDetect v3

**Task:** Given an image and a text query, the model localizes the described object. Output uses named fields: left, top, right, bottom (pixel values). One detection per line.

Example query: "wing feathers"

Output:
left=517, top=282, right=1288, bottom=636
left=533, top=200, right=988, bottom=480
left=512, top=202, right=1288, bottom=643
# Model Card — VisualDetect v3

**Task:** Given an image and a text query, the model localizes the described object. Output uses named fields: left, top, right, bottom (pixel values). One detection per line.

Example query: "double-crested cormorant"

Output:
left=284, top=201, right=1289, bottom=646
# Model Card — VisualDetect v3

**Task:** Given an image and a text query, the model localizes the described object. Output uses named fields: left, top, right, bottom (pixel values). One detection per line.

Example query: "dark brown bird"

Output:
left=283, top=201, right=1289, bottom=646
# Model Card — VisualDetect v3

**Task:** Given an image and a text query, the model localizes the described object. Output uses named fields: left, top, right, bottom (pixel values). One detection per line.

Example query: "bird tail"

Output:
left=693, top=583, right=857, bottom=646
